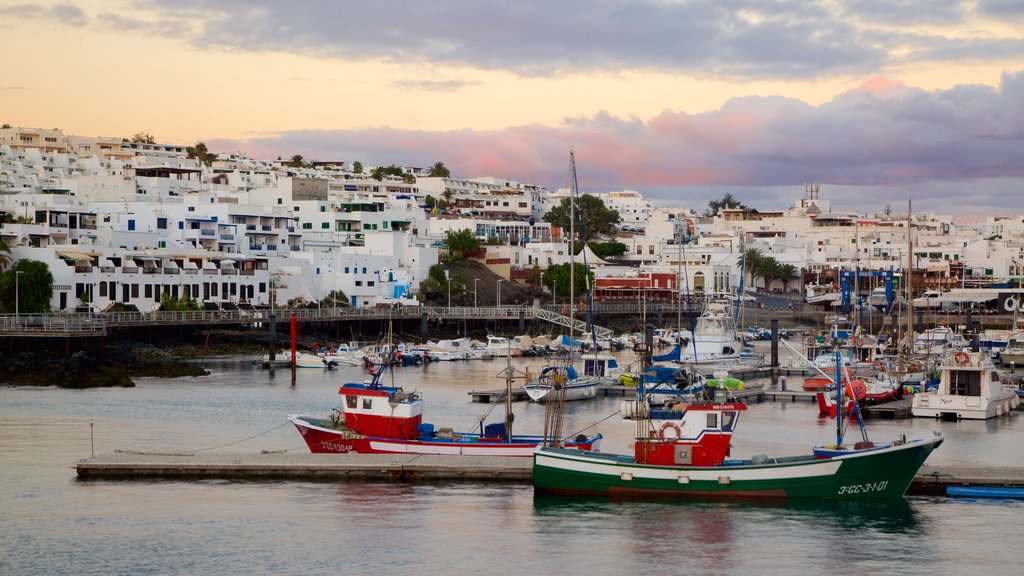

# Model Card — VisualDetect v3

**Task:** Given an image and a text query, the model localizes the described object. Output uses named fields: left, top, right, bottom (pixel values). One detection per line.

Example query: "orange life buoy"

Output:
left=659, top=421, right=682, bottom=442
left=953, top=351, right=969, bottom=366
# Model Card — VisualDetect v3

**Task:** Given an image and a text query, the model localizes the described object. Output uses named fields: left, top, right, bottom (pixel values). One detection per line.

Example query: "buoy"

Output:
left=1005, top=297, right=1018, bottom=312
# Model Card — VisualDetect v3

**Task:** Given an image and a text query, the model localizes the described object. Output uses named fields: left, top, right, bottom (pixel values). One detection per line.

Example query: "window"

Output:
left=322, top=223, right=329, bottom=229
left=344, top=267, right=349, bottom=273
left=303, top=223, right=312, bottom=230
left=362, top=267, right=367, bottom=274
left=346, top=396, right=357, bottom=409
left=259, top=282, right=266, bottom=293
left=355, top=281, right=362, bottom=286
left=145, top=285, right=152, bottom=298
left=706, top=413, right=718, bottom=429
left=362, top=398, right=372, bottom=409
left=367, top=281, right=375, bottom=287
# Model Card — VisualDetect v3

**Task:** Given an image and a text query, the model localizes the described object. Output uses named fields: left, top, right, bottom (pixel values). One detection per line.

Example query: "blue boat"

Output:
left=946, top=486, right=1024, bottom=499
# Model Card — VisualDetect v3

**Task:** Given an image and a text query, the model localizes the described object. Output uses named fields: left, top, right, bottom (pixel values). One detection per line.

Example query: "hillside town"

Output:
left=2, top=125, right=1023, bottom=315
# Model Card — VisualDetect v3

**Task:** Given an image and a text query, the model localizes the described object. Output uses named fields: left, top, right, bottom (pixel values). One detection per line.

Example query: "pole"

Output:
left=15, top=270, right=23, bottom=319
left=474, top=278, right=479, bottom=308
left=497, top=279, right=504, bottom=306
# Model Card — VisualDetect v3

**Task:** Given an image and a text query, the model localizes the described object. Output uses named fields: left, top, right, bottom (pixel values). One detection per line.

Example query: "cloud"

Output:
left=390, top=79, right=479, bottom=92
left=206, top=71, right=1024, bottom=216
left=108, top=0, right=1019, bottom=80
left=0, top=2, right=87, bottom=26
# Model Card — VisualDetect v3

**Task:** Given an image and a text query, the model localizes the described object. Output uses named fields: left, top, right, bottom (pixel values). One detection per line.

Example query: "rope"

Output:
left=185, top=420, right=292, bottom=453
left=563, top=408, right=622, bottom=440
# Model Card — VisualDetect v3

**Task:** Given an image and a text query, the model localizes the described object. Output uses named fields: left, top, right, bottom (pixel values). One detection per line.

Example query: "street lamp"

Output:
left=15, top=270, right=24, bottom=319
left=446, top=270, right=451, bottom=308
left=474, top=278, right=480, bottom=308
left=497, top=279, right=505, bottom=307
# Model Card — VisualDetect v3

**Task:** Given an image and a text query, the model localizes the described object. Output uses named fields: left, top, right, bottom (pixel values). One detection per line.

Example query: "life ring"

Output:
left=1005, top=297, right=1018, bottom=312
left=659, top=421, right=682, bottom=441
left=953, top=351, right=970, bottom=366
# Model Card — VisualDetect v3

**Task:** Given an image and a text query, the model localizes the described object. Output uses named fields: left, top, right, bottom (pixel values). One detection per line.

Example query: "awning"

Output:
left=57, top=251, right=95, bottom=262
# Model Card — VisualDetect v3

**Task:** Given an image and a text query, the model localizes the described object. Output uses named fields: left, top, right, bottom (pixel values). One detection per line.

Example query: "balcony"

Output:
left=200, top=229, right=215, bottom=237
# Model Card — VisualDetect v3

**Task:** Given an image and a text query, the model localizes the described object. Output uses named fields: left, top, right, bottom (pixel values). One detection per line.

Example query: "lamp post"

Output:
left=497, top=279, right=505, bottom=307
left=446, top=270, right=451, bottom=308
left=15, top=270, right=23, bottom=320
left=474, top=278, right=479, bottom=308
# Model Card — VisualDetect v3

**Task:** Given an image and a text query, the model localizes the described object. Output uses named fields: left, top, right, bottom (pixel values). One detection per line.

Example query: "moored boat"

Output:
left=911, top=350, right=1019, bottom=420
left=533, top=342, right=943, bottom=500
left=290, top=368, right=602, bottom=455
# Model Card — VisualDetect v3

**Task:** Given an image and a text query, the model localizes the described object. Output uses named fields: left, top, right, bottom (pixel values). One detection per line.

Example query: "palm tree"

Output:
left=185, top=142, right=218, bottom=167
left=288, top=154, right=305, bottom=168
left=737, top=247, right=763, bottom=290
left=370, top=167, right=385, bottom=181
left=778, top=263, right=800, bottom=293
left=428, top=161, right=451, bottom=177
left=756, top=257, right=783, bottom=292
left=0, top=238, right=11, bottom=271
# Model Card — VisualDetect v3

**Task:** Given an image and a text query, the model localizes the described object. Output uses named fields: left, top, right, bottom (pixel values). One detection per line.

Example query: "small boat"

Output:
left=946, top=486, right=1024, bottom=499
left=580, top=353, right=625, bottom=384
left=524, top=366, right=600, bottom=402
left=998, top=334, right=1024, bottom=366
left=912, top=350, right=1020, bottom=420
left=534, top=345, right=944, bottom=500
left=290, top=367, right=602, bottom=455
left=260, top=350, right=337, bottom=369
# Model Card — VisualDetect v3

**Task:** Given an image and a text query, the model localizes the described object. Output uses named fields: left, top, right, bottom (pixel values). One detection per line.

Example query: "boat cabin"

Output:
left=637, top=390, right=748, bottom=467
left=338, top=383, right=423, bottom=439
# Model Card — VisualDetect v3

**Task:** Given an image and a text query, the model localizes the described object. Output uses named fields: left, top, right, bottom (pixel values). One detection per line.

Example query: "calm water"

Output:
left=2, top=352, right=1023, bottom=575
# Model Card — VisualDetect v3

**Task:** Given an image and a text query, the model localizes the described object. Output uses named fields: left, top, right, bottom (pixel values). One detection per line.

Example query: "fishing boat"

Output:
left=533, top=343, right=943, bottom=500
left=911, top=350, right=1019, bottom=420
left=290, top=366, right=602, bottom=455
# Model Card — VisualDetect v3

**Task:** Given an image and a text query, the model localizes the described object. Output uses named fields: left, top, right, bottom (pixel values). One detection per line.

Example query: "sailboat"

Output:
left=525, top=150, right=601, bottom=403
left=532, top=329, right=944, bottom=500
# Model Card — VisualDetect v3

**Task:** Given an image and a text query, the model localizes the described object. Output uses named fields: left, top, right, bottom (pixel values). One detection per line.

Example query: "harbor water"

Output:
left=3, top=351, right=1024, bottom=575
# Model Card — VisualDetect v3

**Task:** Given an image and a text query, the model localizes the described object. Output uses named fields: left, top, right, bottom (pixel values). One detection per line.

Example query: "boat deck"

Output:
left=74, top=452, right=1024, bottom=496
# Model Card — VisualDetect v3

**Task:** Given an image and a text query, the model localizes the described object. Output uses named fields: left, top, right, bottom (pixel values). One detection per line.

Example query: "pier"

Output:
left=74, top=451, right=1024, bottom=496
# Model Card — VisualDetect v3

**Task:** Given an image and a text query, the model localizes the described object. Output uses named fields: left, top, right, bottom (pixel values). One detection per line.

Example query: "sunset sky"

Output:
left=2, top=1, right=1023, bottom=215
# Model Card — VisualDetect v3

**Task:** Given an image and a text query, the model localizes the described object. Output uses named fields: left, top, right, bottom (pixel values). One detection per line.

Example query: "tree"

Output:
left=756, top=257, right=783, bottom=292
left=589, top=242, right=627, bottom=259
left=402, top=173, right=416, bottom=184
left=705, top=193, right=746, bottom=217
left=737, top=247, right=764, bottom=289
left=159, top=292, right=200, bottom=311
left=778, top=263, right=800, bottom=292
left=352, top=161, right=363, bottom=174
left=0, top=237, right=11, bottom=271
left=131, top=132, right=156, bottom=143
left=443, top=228, right=480, bottom=261
left=543, top=194, right=621, bottom=245
left=1, top=123, right=12, bottom=129
left=441, top=188, right=454, bottom=208
left=185, top=142, right=218, bottom=167
left=287, top=154, right=305, bottom=168
left=428, top=161, right=451, bottom=177
left=543, top=262, right=594, bottom=300
left=0, top=259, right=54, bottom=313
left=424, top=195, right=438, bottom=210
left=323, top=289, right=349, bottom=307
left=370, top=167, right=385, bottom=181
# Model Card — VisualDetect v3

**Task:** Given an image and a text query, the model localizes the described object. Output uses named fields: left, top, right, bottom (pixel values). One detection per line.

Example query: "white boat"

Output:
left=912, top=326, right=968, bottom=358
left=524, top=366, right=600, bottom=402
left=912, top=350, right=1019, bottom=420
left=678, top=297, right=746, bottom=367
left=580, top=353, right=625, bottom=385
left=998, top=334, right=1024, bottom=366
left=805, top=283, right=840, bottom=306
left=261, top=350, right=336, bottom=369
left=485, top=335, right=518, bottom=357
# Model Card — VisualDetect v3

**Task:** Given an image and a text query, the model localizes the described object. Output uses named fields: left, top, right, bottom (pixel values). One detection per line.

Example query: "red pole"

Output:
left=290, top=312, right=297, bottom=367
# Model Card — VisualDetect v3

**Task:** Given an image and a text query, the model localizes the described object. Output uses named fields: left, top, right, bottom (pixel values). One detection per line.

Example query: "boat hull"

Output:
left=291, top=416, right=601, bottom=456
left=525, top=381, right=600, bottom=402
left=533, top=435, right=942, bottom=500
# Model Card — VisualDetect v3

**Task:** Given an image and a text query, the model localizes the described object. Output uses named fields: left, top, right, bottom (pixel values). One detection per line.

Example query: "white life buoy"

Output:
left=659, top=421, right=682, bottom=442
left=1005, top=297, right=1018, bottom=312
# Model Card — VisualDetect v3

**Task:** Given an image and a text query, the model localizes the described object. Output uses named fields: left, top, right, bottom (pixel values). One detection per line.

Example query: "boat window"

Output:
left=706, top=413, right=718, bottom=429
left=949, top=370, right=981, bottom=396
left=721, top=412, right=736, bottom=431
left=345, top=396, right=357, bottom=409
left=362, top=398, right=373, bottom=409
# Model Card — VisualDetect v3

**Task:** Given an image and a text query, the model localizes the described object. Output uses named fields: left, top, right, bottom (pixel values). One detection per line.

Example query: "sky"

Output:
left=2, top=0, right=1023, bottom=216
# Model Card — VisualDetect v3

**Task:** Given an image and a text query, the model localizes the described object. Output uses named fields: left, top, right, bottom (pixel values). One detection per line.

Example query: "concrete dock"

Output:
left=74, top=451, right=1024, bottom=496
left=75, top=451, right=531, bottom=482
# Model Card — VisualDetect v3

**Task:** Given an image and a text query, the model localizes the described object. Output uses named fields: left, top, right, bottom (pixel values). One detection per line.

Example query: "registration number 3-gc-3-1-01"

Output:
left=838, top=480, right=888, bottom=495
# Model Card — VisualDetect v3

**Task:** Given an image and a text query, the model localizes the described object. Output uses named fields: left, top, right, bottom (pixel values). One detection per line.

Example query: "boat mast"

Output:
left=906, top=200, right=914, bottom=358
